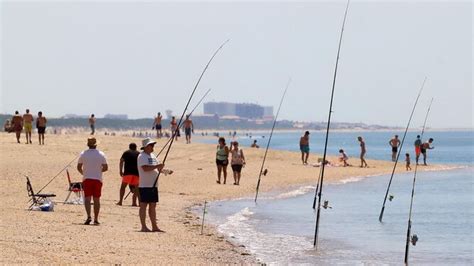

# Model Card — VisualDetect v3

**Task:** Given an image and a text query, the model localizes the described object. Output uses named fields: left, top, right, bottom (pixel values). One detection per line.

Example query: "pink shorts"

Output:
left=83, top=179, right=102, bottom=198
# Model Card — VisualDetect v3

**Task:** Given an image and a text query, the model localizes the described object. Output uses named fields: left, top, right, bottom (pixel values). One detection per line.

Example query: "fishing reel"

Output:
left=263, top=169, right=268, bottom=176
left=411, top=234, right=419, bottom=246
left=323, top=200, right=332, bottom=209
left=389, top=194, right=394, bottom=201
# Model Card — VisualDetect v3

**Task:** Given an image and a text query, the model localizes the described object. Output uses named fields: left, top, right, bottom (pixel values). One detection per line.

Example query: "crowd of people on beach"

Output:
left=4, top=109, right=48, bottom=145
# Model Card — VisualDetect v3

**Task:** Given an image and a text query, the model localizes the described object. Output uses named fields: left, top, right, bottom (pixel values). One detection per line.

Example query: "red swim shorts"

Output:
left=122, top=175, right=139, bottom=186
left=83, top=179, right=102, bottom=198
left=415, top=146, right=421, bottom=156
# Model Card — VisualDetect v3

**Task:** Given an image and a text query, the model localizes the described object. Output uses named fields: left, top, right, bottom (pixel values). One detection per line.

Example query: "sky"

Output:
left=1, top=0, right=472, bottom=128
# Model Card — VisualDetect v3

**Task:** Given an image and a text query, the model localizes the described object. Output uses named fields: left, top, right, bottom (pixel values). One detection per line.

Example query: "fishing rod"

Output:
left=124, top=89, right=213, bottom=200
left=378, top=77, right=427, bottom=223
left=34, top=155, right=80, bottom=195
left=404, top=98, right=433, bottom=265
left=156, top=88, right=212, bottom=158
left=152, top=40, right=229, bottom=188
left=254, top=78, right=291, bottom=202
left=313, top=0, right=350, bottom=249
left=312, top=165, right=323, bottom=209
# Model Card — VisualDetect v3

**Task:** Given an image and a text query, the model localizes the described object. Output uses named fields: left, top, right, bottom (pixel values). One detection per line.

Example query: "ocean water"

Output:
left=199, top=131, right=473, bottom=264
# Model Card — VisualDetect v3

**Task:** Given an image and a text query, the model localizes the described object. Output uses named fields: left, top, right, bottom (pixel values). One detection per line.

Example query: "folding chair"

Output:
left=64, top=169, right=83, bottom=203
left=26, top=176, right=56, bottom=209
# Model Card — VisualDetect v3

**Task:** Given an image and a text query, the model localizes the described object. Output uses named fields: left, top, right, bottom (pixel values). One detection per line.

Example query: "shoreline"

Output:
left=0, top=132, right=457, bottom=264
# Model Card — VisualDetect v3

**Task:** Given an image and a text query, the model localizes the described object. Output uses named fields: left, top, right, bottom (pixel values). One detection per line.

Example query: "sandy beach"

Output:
left=0, top=132, right=449, bottom=264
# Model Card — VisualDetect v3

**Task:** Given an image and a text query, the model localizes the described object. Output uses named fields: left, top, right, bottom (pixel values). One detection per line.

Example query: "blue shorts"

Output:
left=300, top=145, right=310, bottom=153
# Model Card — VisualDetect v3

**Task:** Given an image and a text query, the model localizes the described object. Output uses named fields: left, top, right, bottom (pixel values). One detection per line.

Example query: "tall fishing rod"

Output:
left=404, top=98, right=433, bottom=265
left=156, top=88, right=212, bottom=157
left=34, top=155, right=80, bottom=195
left=152, top=39, right=229, bottom=188
left=378, top=77, right=427, bottom=223
left=254, top=78, right=291, bottom=202
left=312, top=165, right=323, bottom=209
left=124, top=89, right=213, bottom=200
left=313, top=0, right=350, bottom=249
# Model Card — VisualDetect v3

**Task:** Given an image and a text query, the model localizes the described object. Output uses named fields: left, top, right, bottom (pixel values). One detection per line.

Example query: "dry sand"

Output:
left=0, top=132, right=448, bottom=264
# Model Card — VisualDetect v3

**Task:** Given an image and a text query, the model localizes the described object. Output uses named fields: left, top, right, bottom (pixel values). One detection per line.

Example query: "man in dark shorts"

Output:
left=77, top=137, right=108, bottom=225
left=11, top=111, right=23, bottom=143
left=183, top=115, right=194, bottom=144
left=36, top=111, right=47, bottom=145
left=389, top=135, right=400, bottom=162
left=138, top=138, right=165, bottom=232
left=414, top=135, right=422, bottom=165
left=117, top=143, right=140, bottom=206
left=299, top=131, right=310, bottom=165
left=153, top=112, right=163, bottom=138
left=421, top=138, right=434, bottom=166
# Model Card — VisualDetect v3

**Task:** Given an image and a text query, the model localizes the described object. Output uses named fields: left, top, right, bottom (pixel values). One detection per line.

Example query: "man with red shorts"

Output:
left=77, top=137, right=108, bottom=225
left=117, top=143, right=140, bottom=206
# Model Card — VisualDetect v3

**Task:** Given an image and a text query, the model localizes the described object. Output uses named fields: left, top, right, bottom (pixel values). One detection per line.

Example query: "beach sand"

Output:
left=0, top=132, right=448, bottom=264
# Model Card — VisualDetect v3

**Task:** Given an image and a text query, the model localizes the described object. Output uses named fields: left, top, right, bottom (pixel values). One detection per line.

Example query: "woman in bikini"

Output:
left=215, top=137, right=229, bottom=184
left=170, top=116, right=179, bottom=141
left=358, top=136, right=368, bottom=168
left=230, top=141, right=246, bottom=185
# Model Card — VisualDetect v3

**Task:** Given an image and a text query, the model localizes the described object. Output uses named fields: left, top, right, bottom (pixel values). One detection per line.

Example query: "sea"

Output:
left=196, top=130, right=473, bottom=265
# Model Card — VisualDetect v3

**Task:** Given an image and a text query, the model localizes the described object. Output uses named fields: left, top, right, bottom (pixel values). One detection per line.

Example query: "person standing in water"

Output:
left=89, top=114, right=96, bottom=135
left=36, top=111, right=47, bottom=145
left=299, top=131, right=310, bottom=165
left=183, top=115, right=194, bottom=144
left=230, top=141, right=245, bottom=185
left=23, top=109, right=34, bottom=144
left=388, top=135, right=400, bottom=162
left=153, top=112, right=163, bottom=138
left=358, top=136, right=368, bottom=168
left=421, top=138, right=435, bottom=166
left=11, top=111, right=23, bottom=144
left=215, top=137, right=229, bottom=184
left=414, top=135, right=422, bottom=165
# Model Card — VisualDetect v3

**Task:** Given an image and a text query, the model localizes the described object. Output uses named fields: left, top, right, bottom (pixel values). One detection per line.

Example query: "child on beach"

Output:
left=405, top=153, right=412, bottom=171
left=230, top=141, right=245, bottom=185
left=215, top=137, right=229, bottom=184
left=339, top=149, right=350, bottom=167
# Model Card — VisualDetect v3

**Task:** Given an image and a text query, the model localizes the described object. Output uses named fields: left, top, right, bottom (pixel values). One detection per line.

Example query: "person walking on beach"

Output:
left=183, top=115, right=194, bottom=144
left=389, top=135, right=400, bottom=162
left=36, top=111, right=47, bottom=145
left=414, top=135, right=422, bottom=165
left=89, top=114, right=96, bottom=135
left=358, top=136, right=368, bottom=168
left=421, top=138, right=435, bottom=166
left=137, top=138, right=165, bottom=232
left=153, top=112, right=163, bottom=138
left=170, top=116, right=179, bottom=141
left=215, top=137, right=229, bottom=184
left=11, top=111, right=23, bottom=144
left=23, top=109, right=34, bottom=144
left=230, top=141, right=246, bottom=185
left=405, top=153, right=412, bottom=171
left=339, top=149, right=350, bottom=167
left=299, top=131, right=310, bottom=165
left=77, top=137, right=108, bottom=225
left=117, top=143, right=140, bottom=206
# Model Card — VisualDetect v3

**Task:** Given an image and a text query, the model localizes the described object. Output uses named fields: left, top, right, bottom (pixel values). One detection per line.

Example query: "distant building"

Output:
left=62, top=114, right=88, bottom=119
left=104, top=114, right=128, bottom=120
left=203, top=102, right=273, bottom=119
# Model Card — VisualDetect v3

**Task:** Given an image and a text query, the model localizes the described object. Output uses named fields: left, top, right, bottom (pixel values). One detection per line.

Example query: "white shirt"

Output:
left=78, top=149, right=107, bottom=181
left=138, top=152, right=159, bottom=188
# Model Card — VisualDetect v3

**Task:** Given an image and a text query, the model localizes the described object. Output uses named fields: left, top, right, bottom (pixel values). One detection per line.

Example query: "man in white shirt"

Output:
left=77, top=137, right=108, bottom=225
left=138, top=138, right=165, bottom=232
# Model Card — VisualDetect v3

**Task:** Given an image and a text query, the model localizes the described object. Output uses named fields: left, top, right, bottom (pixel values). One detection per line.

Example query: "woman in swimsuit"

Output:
left=170, top=116, right=179, bottom=141
left=230, top=141, right=246, bottom=185
left=358, top=136, right=368, bottom=168
left=215, top=137, right=229, bottom=184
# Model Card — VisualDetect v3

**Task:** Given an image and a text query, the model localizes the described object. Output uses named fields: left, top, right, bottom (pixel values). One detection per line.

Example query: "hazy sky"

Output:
left=1, top=0, right=472, bottom=128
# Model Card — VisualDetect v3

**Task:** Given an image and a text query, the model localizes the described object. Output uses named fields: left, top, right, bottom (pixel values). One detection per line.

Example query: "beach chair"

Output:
left=64, top=169, right=83, bottom=203
left=25, top=176, right=56, bottom=209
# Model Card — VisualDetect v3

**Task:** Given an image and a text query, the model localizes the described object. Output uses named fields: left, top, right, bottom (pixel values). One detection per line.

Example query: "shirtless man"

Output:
left=11, top=111, right=23, bottom=144
left=89, top=114, right=96, bottom=135
left=36, top=111, right=47, bottom=145
left=389, top=135, right=400, bottom=162
left=299, top=131, right=310, bottom=165
left=183, top=115, right=194, bottom=144
left=420, top=138, right=434, bottom=166
left=23, top=109, right=34, bottom=144
left=358, top=136, right=368, bottom=167
left=153, top=112, right=163, bottom=138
